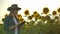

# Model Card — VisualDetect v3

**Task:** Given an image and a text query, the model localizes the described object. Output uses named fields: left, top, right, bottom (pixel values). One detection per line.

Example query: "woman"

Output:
left=3, top=4, right=25, bottom=34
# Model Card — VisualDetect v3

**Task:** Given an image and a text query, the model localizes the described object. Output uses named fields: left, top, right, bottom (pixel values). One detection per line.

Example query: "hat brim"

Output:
left=7, top=7, right=21, bottom=11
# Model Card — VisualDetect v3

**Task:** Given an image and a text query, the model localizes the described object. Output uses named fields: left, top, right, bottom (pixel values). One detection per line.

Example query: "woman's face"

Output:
left=12, top=10, right=18, bottom=16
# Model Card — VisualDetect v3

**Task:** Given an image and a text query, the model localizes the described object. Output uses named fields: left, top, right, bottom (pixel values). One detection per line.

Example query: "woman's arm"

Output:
left=10, top=22, right=25, bottom=29
left=10, top=23, right=20, bottom=29
left=3, top=17, right=10, bottom=31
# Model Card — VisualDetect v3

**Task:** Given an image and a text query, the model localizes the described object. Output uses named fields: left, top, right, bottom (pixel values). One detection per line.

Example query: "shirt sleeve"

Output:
left=3, top=17, right=10, bottom=31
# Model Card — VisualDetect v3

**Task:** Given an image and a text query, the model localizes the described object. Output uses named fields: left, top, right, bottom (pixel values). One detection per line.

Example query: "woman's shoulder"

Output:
left=2, top=16, right=10, bottom=23
left=3, top=15, right=11, bottom=21
left=5, top=16, right=10, bottom=19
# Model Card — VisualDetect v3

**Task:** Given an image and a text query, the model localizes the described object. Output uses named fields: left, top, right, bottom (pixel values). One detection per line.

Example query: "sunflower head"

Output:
left=35, top=16, right=41, bottom=20
left=24, top=9, right=30, bottom=16
left=33, top=11, right=38, bottom=14
left=35, top=13, right=39, bottom=17
left=17, top=14, right=22, bottom=19
left=33, top=11, right=39, bottom=17
left=2, top=18, right=5, bottom=21
left=43, top=7, right=49, bottom=14
left=5, top=14, right=8, bottom=17
left=31, top=15, right=34, bottom=18
left=19, top=18, right=26, bottom=23
left=33, top=13, right=41, bottom=21
left=52, top=11, right=57, bottom=15
left=28, top=16, right=33, bottom=20
left=38, top=16, right=41, bottom=19
left=57, top=8, right=60, bottom=13
left=35, top=14, right=40, bottom=19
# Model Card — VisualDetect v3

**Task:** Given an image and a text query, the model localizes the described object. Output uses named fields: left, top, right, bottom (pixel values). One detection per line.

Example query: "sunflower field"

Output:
left=0, top=7, right=60, bottom=34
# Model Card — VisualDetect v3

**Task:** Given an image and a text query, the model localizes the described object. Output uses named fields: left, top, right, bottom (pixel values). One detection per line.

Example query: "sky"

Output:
left=0, top=0, right=60, bottom=24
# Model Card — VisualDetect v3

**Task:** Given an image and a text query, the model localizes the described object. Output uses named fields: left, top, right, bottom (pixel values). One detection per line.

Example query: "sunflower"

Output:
left=35, top=13, right=40, bottom=17
left=41, top=16, right=46, bottom=21
left=17, top=14, right=26, bottom=23
left=36, top=14, right=40, bottom=18
left=33, top=13, right=41, bottom=20
left=33, top=11, right=38, bottom=14
left=55, top=16, right=59, bottom=20
left=2, top=18, right=5, bottom=21
left=33, top=11, right=39, bottom=17
left=34, top=13, right=40, bottom=18
left=38, top=16, right=41, bottom=19
left=5, top=14, right=8, bottom=17
left=35, top=15, right=41, bottom=20
left=45, top=15, right=50, bottom=20
left=17, top=14, right=22, bottom=19
left=28, top=16, right=33, bottom=20
left=31, top=15, right=34, bottom=18
left=43, top=7, right=49, bottom=15
left=24, top=9, right=30, bottom=16
left=57, top=8, right=60, bottom=13
left=33, top=11, right=38, bottom=16
left=19, top=18, right=26, bottom=23
left=52, top=11, right=57, bottom=15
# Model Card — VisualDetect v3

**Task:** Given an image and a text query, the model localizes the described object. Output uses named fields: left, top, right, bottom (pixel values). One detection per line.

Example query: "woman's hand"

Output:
left=10, top=23, right=20, bottom=30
